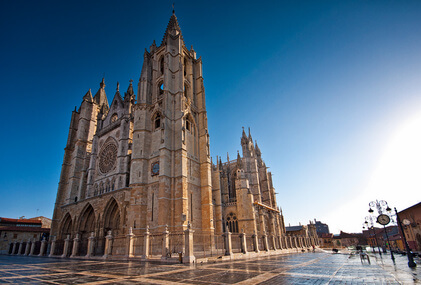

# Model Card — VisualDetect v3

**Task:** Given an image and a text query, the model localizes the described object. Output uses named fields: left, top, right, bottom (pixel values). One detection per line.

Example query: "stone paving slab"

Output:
left=0, top=252, right=420, bottom=284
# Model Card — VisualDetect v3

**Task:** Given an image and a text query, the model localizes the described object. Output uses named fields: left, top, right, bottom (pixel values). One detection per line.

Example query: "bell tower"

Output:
left=130, top=13, right=213, bottom=234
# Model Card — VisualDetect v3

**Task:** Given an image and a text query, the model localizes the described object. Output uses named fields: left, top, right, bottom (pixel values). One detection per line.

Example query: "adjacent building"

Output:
left=398, top=202, right=421, bottom=251
left=314, top=219, right=329, bottom=235
left=0, top=217, right=51, bottom=255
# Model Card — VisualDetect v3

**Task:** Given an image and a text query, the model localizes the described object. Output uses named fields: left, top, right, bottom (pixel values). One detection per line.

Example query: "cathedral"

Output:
left=49, top=13, right=316, bottom=261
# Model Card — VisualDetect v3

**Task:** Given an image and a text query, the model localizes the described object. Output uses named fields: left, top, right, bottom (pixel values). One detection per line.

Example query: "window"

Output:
left=186, top=120, right=190, bottom=131
left=159, top=83, right=164, bottom=96
left=111, top=113, right=118, bottom=123
left=184, top=58, right=187, bottom=77
left=226, top=212, right=239, bottom=233
left=160, top=57, right=164, bottom=75
left=154, top=114, right=161, bottom=129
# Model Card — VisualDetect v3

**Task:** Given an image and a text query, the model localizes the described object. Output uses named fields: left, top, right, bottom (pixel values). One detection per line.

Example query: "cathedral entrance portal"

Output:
left=78, top=204, right=95, bottom=256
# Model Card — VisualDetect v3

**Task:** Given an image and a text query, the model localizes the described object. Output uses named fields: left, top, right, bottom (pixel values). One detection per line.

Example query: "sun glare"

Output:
left=367, top=113, right=421, bottom=202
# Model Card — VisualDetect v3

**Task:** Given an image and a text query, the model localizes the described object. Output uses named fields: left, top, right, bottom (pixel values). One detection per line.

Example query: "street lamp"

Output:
left=394, top=207, right=417, bottom=268
left=368, top=200, right=395, bottom=263
left=364, top=216, right=381, bottom=256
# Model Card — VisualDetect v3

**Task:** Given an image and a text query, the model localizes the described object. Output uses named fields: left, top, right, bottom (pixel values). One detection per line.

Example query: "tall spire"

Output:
left=93, top=78, right=109, bottom=109
left=241, top=127, right=248, bottom=145
left=161, top=13, right=184, bottom=46
left=82, top=89, right=93, bottom=103
left=255, top=141, right=261, bottom=157
left=236, top=151, right=243, bottom=169
left=124, top=79, right=135, bottom=102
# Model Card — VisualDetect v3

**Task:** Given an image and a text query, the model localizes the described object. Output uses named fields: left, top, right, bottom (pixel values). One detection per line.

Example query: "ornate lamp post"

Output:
left=368, top=200, right=395, bottom=263
left=364, top=216, right=381, bottom=256
left=394, top=207, right=417, bottom=268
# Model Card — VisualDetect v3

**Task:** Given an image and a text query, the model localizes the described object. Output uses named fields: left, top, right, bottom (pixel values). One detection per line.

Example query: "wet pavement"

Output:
left=0, top=251, right=419, bottom=284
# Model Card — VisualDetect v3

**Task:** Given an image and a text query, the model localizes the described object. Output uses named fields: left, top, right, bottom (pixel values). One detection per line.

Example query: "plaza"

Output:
left=0, top=251, right=419, bottom=284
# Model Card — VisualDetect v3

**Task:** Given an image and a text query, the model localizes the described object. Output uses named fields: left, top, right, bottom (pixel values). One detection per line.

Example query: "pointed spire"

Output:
left=150, top=40, right=157, bottom=53
left=255, top=141, right=261, bottom=157
left=236, top=151, right=243, bottom=169
left=124, top=79, right=135, bottom=102
left=248, top=127, right=253, bottom=142
left=227, top=152, right=230, bottom=162
left=241, top=127, right=248, bottom=145
left=93, top=78, right=109, bottom=109
left=82, top=89, right=93, bottom=102
left=161, top=13, right=184, bottom=46
left=219, top=157, right=222, bottom=170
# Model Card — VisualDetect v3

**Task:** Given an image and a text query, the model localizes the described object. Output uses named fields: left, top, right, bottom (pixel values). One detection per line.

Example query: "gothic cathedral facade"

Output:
left=50, top=13, right=286, bottom=255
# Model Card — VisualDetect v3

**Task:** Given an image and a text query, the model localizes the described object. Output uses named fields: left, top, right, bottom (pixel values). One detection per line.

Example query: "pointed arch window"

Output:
left=160, top=57, right=164, bottom=75
left=226, top=212, right=238, bottom=233
left=158, top=82, right=164, bottom=96
left=184, top=58, right=187, bottom=77
left=154, top=113, right=161, bottom=130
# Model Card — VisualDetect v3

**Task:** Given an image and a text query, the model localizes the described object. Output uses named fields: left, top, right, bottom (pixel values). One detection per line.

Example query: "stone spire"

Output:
left=236, top=151, right=243, bottom=169
left=93, top=78, right=109, bottom=109
left=124, top=79, right=135, bottom=102
left=161, top=13, right=184, bottom=46
left=82, top=89, right=93, bottom=102
left=241, top=127, right=248, bottom=145
left=248, top=127, right=253, bottom=142
left=255, top=141, right=261, bottom=157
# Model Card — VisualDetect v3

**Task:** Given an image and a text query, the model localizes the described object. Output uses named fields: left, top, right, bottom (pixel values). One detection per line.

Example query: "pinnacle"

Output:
left=83, top=89, right=93, bottom=102
left=161, top=13, right=184, bottom=46
left=93, top=78, right=109, bottom=108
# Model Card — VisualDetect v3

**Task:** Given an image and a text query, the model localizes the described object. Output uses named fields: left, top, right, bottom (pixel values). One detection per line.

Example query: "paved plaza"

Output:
left=0, top=251, right=419, bottom=284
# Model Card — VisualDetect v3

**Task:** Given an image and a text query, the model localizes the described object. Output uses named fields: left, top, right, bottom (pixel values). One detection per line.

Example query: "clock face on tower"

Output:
left=377, top=214, right=390, bottom=226
left=151, top=162, right=159, bottom=176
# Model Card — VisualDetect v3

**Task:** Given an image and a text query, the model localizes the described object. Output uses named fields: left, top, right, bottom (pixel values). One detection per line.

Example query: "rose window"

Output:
left=99, top=143, right=118, bottom=174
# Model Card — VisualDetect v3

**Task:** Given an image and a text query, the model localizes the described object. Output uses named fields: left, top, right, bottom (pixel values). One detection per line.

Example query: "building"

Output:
left=0, top=217, right=51, bottom=255
left=398, top=202, right=421, bottom=251
left=337, top=231, right=366, bottom=248
left=363, top=226, right=401, bottom=251
left=47, top=13, right=315, bottom=262
left=285, top=222, right=318, bottom=247
left=319, top=233, right=334, bottom=248
left=314, top=219, right=329, bottom=235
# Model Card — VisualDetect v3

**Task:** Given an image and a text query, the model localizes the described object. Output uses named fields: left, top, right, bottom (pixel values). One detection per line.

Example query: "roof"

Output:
left=0, top=217, right=42, bottom=225
left=0, top=226, right=49, bottom=233
left=285, top=226, right=303, bottom=232
left=339, top=231, right=362, bottom=238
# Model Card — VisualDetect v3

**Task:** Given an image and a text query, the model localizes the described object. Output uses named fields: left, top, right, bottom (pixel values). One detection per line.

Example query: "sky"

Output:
left=0, top=0, right=420, bottom=234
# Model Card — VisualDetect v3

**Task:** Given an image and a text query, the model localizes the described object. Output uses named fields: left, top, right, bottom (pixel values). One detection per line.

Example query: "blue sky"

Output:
left=1, top=0, right=420, bottom=234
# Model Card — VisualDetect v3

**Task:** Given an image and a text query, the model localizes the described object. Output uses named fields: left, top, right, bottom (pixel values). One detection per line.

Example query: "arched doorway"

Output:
left=78, top=204, right=95, bottom=256
left=56, top=213, right=73, bottom=256
left=104, top=198, right=120, bottom=236
left=100, top=198, right=120, bottom=256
